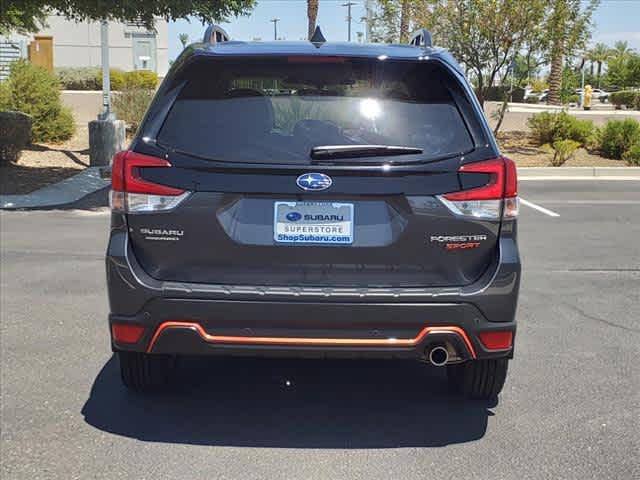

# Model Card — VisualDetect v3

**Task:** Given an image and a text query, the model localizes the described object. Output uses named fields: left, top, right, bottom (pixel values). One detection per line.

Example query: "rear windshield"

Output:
left=158, top=56, right=475, bottom=164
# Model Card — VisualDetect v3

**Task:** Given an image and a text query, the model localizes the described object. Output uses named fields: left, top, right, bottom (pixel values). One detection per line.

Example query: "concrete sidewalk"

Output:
left=519, top=166, right=640, bottom=179
left=0, top=167, right=109, bottom=210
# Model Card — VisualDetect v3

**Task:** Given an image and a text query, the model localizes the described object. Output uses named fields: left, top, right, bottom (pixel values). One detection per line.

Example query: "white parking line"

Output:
left=520, top=198, right=561, bottom=217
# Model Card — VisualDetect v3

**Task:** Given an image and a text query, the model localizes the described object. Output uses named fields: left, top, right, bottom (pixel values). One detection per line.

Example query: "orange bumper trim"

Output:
left=147, top=321, right=477, bottom=358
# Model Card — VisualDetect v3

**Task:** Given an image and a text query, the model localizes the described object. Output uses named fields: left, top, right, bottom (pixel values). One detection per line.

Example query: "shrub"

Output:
left=112, top=88, right=155, bottom=133
left=609, top=91, right=639, bottom=109
left=94, top=68, right=126, bottom=91
left=622, top=143, right=640, bottom=165
left=530, top=79, right=548, bottom=93
left=525, top=95, right=539, bottom=104
left=597, top=119, right=640, bottom=159
left=0, top=59, right=75, bottom=143
left=123, top=70, right=158, bottom=89
left=566, top=94, right=580, bottom=105
left=550, top=139, right=580, bottom=166
left=56, top=67, right=100, bottom=90
left=527, top=111, right=595, bottom=147
left=0, top=111, right=32, bottom=164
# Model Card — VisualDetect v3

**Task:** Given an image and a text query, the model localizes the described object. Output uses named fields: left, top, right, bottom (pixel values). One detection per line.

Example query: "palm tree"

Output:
left=611, top=40, right=633, bottom=58
left=178, top=33, right=189, bottom=49
left=307, top=0, right=319, bottom=40
left=588, top=43, right=610, bottom=88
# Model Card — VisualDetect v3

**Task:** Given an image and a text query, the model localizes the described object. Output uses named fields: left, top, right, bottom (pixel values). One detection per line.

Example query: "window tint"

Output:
left=158, top=57, right=475, bottom=164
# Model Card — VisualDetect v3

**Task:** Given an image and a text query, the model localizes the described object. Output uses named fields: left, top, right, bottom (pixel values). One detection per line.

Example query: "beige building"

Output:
left=2, top=15, right=169, bottom=78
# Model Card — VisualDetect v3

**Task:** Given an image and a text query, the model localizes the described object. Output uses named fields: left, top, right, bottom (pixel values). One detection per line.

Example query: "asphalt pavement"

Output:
left=1, top=180, right=638, bottom=480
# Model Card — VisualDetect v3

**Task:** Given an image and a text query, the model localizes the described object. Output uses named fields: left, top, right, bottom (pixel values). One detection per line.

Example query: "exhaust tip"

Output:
left=428, top=346, right=449, bottom=367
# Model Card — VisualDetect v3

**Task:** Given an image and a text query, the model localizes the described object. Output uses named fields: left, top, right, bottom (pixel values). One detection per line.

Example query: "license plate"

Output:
left=274, top=201, right=354, bottom=245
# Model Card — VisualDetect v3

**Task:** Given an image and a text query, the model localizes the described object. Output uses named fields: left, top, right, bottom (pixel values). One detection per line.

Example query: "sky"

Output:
left=169, top=0, right=640, bottom=61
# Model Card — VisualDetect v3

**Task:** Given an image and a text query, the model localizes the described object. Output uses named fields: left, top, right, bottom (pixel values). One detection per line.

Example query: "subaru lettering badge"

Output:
left=286, top=212, right=302, bottom=222
left=296, top=173, right=332, bottom=191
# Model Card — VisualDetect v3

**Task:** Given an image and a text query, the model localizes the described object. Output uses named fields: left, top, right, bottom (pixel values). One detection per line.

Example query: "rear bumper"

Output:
left=106, top=219, right=520, bottom=361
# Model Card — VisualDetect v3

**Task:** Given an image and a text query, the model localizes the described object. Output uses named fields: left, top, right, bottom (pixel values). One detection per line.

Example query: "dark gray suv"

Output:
left=106, top=28, right=520, bottom=399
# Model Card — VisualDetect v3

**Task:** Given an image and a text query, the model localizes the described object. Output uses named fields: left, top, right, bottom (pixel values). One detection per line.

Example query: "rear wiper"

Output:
left=310, top=144, right=423, bottom=161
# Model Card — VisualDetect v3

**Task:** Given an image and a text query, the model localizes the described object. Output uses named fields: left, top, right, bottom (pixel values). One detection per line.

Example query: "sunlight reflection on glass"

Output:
left=359, top=98, right=382, bottom=120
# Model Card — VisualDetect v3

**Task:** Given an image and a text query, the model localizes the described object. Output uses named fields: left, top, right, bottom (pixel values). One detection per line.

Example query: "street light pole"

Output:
left=270, top=18, right=280, bottom=41
left=98, top=19, right=112, bottom=120
left=342, top=2, right=356, bottom=42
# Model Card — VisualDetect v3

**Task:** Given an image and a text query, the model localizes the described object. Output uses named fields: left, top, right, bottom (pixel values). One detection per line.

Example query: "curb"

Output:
left=519, top=167, right=640, bottom=179
left=0, top=167, right=110, bottom=210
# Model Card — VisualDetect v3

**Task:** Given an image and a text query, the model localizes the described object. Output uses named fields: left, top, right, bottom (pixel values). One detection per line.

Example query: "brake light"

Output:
left=438, top=157, right=518, bottom=220
left=110, top=151, right=189, bottom=213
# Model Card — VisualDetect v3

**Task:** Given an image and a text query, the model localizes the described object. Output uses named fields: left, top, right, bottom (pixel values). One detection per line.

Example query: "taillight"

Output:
left=110, top=151, right=190, bottom=213
left=438, top=157, right=518, bottom=220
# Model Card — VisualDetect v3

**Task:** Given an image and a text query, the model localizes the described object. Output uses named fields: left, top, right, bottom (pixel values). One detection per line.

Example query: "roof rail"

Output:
left=203, top=24, right=230, bottom=45
left=409, top=29, right=432, bottom=48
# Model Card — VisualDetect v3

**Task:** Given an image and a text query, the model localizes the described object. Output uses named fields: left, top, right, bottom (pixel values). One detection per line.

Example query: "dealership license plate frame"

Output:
left=274, top=201, right=354, bottom=245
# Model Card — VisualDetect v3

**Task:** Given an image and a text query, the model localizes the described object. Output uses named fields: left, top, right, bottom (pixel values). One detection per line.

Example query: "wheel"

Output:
left=117, top=351, right=174, bottom=391
left=447, top=358, right=509, bottom=400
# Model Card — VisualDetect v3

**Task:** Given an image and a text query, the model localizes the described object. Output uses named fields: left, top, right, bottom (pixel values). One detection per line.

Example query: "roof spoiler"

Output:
left=409, top=29, right=432, bottom=48
left=203, top=24, right=230, bottom=44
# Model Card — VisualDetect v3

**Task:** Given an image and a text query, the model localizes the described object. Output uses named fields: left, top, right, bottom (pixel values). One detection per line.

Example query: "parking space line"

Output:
left=520, top=198, right=561, bottom=217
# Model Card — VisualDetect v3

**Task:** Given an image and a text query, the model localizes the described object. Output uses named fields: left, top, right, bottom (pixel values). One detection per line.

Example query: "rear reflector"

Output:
left=111, top=151, right=190, bottom=213
left=111, top=324, right=145, bottom=344
left=479, top=331, right=513, bottom=350
left=438, top=157, right=518, bottom=220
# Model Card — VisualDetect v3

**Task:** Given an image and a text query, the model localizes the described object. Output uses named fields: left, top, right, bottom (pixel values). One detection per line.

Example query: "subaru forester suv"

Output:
left=106, top=27, right=520, bottom=399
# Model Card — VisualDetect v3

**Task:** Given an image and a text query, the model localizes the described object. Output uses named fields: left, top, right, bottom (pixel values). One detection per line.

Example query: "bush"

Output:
left=527, top=111, right=595, bottom=147
left=550, top=139, right=580, bottom=166
left=566, top=94, right=580, bottom=105
left=56, top=67, right=100, bottom=90
left=95, top=68, right=126, bottom=91
left=0, top=60, right=75, bottom=143
left=123, top=70, right=158, bottom=89
left=57, top=68, right=158, bottom=91
left=0, top=111, right=32, bottom=164
left=525, top=95, right=540, bottom=104
left=112, top=88, right=155, bottom=133
left=609, top=91, right=640, bottom=109
left=597, top=119, right=640, bottom=159
left=622, top=143, right=640, bottom=165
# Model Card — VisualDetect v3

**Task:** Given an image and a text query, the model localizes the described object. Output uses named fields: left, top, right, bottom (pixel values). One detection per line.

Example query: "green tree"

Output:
left=307, top=0, right=319, bottom=40
left=608, top=52, right=640, bottom=88
left=421, top=1, right=548, bottom=105
left=1, top=0, right=255, bottom=34
left=545, top=0, right=598, bottom=105
left=610, top=40, right=634, bottom=59
left=587, top=42, right=610, bottom=88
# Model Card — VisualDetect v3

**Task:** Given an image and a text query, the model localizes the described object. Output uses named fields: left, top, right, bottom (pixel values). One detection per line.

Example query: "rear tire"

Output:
left=447, top=358, right=509, bottom=400
left=117, top=351, right=174, bottom=392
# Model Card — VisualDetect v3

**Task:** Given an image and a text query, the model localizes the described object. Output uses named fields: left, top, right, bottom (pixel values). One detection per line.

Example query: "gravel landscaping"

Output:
left=497, top=131, right=625, bottom=167
left=0, top=125, right=88, bottom=195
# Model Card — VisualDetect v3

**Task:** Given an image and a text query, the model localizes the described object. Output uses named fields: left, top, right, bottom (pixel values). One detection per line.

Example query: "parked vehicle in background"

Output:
left=576, top=88, right=609, bottom=102
left=106, top=27, right=521, bottom=400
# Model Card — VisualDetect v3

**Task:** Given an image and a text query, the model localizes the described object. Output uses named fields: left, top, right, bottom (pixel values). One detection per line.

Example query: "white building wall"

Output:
left=6, top=15, right=169, bottom=78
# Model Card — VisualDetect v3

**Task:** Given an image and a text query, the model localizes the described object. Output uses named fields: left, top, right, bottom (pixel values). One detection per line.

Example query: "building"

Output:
left=1, top=15, right=169, bottom=80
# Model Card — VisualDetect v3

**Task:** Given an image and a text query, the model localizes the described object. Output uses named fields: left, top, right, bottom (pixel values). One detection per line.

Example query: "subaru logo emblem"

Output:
left=296, top=173, right=332, bottom=191
left=286, top=212, right=302, bottom=221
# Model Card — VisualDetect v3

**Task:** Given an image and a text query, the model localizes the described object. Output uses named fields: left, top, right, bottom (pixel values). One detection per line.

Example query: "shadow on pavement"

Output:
left=82, top=355, right=494, bottom=448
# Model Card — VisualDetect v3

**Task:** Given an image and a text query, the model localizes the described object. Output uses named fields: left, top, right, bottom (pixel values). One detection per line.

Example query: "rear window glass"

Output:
left=158, top=56, right=474, bottom=164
